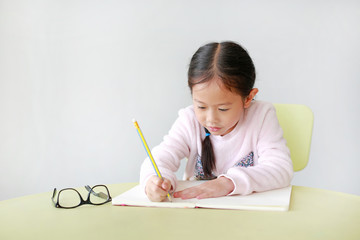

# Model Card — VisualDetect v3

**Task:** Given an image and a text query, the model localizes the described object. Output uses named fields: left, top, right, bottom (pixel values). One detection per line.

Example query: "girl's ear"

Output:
left=244, top=88, right=259, bottom=108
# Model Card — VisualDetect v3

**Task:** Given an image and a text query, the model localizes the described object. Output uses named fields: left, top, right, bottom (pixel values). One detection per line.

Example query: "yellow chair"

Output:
left=273, top=104, right=314, bottom=171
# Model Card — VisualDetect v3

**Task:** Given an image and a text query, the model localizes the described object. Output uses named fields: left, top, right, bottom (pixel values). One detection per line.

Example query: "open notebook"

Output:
left=112, top=181, right=292, bottom=211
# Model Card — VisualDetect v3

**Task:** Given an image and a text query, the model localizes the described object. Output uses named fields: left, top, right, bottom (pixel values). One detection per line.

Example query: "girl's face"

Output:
left=192, top=78, right=257, bottom=136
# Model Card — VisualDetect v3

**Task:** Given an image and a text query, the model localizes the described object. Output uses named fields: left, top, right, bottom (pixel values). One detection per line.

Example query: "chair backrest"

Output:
left=273, top=104, right=314, bottom=172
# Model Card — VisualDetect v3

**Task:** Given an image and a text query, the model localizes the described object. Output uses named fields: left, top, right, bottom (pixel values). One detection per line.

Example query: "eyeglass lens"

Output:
left=89, top=185, right=110, bottom=204
left=58, top=189, right=81, bottom=208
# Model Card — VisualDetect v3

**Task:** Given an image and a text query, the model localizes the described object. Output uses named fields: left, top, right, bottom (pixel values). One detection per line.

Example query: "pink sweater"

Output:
left=140, top=101, right=293, bottom=195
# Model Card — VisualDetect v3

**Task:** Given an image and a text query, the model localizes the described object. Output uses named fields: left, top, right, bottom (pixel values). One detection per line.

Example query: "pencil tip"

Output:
left=132, top=118, right=136, bottom=123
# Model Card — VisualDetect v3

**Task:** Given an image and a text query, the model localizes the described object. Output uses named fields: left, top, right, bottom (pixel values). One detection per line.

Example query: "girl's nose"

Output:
left=206, top=109, right=218, bottom=124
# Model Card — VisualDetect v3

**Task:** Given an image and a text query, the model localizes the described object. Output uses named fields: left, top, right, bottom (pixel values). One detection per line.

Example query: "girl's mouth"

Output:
left=208, top=127, right=221, bottom=132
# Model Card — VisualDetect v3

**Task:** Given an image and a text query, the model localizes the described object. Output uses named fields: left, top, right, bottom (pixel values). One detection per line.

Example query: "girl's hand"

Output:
left=145, top=176, right=172, bottom=202
left=173, top=177, right=234, bottom=199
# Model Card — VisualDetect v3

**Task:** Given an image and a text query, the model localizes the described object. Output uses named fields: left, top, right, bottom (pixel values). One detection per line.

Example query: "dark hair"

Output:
left=188, top=41, right=256, bottom=178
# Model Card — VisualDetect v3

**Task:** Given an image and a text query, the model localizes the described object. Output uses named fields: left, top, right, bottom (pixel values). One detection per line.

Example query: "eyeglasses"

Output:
left=51, top=184, right=112, bottom=209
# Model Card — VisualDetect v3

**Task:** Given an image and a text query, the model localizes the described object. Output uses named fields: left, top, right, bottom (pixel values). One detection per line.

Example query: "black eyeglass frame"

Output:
left=51, top=184, right=112, bottom=209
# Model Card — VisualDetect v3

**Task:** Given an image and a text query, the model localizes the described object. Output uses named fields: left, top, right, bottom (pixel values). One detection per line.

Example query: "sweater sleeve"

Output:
left=139, top=107, right=195, bottom=191
left=219, top=104, right=294, bottom=195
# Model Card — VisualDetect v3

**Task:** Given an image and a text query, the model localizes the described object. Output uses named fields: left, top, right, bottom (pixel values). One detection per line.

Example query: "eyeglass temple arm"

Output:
left=51, top=188, right=59, bottom=206
left=85, top=185, right=108, bottom=200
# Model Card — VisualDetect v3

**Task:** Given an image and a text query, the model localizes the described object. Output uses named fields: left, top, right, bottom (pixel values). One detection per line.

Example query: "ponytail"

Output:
left=201, top=128, right=216, bottom=179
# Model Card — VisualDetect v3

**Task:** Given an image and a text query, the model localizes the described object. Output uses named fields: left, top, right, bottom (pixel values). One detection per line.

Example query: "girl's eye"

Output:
left=219, top=108, right=229, bottom=112
left=198, top=106, right=206, bottom=110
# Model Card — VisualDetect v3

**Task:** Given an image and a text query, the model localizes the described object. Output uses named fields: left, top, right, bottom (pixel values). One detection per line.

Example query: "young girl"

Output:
left=140, top=41, right=293, bottom=202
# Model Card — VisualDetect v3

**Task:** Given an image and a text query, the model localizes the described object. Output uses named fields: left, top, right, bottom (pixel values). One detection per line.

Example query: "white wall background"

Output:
left=1, top=0, right=359, bottom=201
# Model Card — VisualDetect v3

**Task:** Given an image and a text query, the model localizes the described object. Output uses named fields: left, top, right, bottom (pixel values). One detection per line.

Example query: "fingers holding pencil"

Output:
left=145, top=176, right=172, bottom=202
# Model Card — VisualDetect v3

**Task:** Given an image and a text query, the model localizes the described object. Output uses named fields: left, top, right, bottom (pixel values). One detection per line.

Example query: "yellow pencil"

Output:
left=132, top=119, right=172, bottom=202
